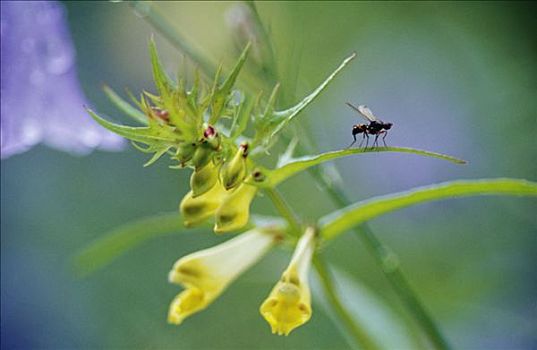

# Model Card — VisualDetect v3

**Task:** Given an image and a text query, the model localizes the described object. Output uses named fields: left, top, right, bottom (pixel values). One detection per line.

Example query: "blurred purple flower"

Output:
left=0, top=0, right=123, bottom=159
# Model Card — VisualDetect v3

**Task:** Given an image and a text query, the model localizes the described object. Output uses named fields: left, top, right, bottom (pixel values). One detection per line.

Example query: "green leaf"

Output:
left=88, top=109, right=178, bottom=145
left=259, top=52, right=356, bottom=144
left=103, top=85, right=148, bottom=125
left=255, top=146, right=466, bottom=188
left=73, top=212, right=186, bottom=277
left=209, top=43, right=251, bottom=124
left=319, top=178, right=537, bottom=241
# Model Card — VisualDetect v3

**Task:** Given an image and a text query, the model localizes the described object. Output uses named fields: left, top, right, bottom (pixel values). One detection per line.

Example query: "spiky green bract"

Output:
left=319, top=178, right=537, bottom=241
left=209, top=43, right=251, bottom=125
left=89, top=41, right=254, bottom=169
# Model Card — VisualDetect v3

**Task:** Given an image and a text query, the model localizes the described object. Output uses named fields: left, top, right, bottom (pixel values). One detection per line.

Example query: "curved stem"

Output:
left=357, top=224, right=450, bottom=350
left=129, top=1, right=217, bottom=79
left=264, top=187, right=301, bottom=236
left=307, top=163, right=450, bottom=350
left=313, top=255, right=380, bottom=350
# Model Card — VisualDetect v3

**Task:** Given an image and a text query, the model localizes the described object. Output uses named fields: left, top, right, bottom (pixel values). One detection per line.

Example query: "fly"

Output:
left=346, top=102, right=393, bottom=148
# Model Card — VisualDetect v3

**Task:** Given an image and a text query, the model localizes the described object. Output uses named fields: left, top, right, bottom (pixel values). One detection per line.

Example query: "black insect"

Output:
left=346, top=102, right=393, bottom=148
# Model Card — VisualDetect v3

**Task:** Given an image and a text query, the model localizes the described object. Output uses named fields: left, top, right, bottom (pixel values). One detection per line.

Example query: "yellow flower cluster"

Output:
left=167, top=227, right=317, bottom=335
left=180, top=141, right=259, bottom=233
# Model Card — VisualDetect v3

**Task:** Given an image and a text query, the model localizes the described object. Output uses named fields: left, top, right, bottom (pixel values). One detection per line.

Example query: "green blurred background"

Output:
left=2, top=1, right=536, bottom=349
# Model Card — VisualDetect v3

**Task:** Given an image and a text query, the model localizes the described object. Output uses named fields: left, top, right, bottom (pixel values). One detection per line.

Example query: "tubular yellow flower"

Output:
left=179, top=180, right=227, bottom=227
left=190, top=160, right=219, bottom=198
left=260, top=227, right=316, bottom=336
left=219, top=143, right=248, bottom=190
left=214, top=181, right=257, bottom=233
left=167, top=228, right=278, bottom=325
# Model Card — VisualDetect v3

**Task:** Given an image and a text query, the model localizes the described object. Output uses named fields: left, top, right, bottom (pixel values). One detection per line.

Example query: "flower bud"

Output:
left=191, top=144, right=213, bottom=169
left=214, top=181, right=257, bottom=233
left=180, top=181, right=227, bottom=227
left=219, top=143, right=248, bottom=190
left=190, top=161, right=219, bottom=198
left=175, top=142, right=196, bottom=166
left=151, top=106, right=169, bottom=122
left=203, top=124, right=221, bottom=150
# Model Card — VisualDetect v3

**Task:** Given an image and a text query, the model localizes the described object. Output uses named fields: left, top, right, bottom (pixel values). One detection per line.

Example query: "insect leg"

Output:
left=373, top=134, right=380, bottom=148
left=358, top=133, right=366, bottom=148
left=347, top=133, right=357, bottom=149
left=364, top=133, right=370, bottom=149
left=382, top=131, right=388, bottom=147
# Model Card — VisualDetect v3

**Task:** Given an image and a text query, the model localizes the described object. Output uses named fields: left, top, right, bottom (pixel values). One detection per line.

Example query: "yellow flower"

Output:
left=219, top=143, right=248, bottom=190
left=260, top=227, right=316, bottom=335
left=190, top=160, right=219, bottom=198
left=168, top=228, right=277, bottom=325
left=179, top=180, right=227, bottom=227
left=214, top=181, right=257, bottom=233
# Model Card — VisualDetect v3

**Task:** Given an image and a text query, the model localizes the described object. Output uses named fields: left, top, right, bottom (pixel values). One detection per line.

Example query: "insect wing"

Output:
left=357, top=105, right=377, bottom=122
left=346, top=102, right=377, bottom=122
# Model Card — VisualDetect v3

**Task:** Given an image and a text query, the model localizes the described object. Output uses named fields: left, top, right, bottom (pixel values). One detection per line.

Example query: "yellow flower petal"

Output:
left=168, top=288, right=206, bottom=325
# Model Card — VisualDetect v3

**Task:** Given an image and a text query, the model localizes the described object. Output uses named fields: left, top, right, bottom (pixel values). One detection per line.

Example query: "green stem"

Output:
left=308, top=165, right=450, bottom=350
left=264, top=187, right=301, bottom=236
left=313, top=255, right=380, bottom=350
left=129, top=1, right=217, bottom=79
left=244, top=1, right=279, bottom=84
left=358, top=224, right=450, bottom=350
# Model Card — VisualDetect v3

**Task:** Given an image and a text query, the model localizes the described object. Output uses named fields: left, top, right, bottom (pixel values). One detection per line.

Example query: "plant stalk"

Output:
left=128, top=1, right=217, bottom=79
left=264, top=187, right=301, bottom=236
left=307, top=164, right=451, bottom=350
left=313, top=255, right=381, bottom=350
